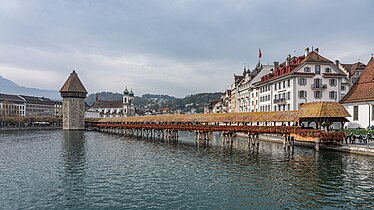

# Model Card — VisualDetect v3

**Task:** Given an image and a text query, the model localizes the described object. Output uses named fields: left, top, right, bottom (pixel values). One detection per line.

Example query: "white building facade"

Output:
left=340, top=56, right=374, bottom=129
left=90, top=87, right=136, bottom=118
left=254, top=49, right=348, bottom=112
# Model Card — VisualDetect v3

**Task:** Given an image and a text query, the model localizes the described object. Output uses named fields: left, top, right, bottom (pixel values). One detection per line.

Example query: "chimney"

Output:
left=274, top=61, right=279, bottom=68
left=96, top=94, right=99, bottom=101
left=314, top=48, right=319, bottom=54
left=335, top=60, right=340, bottom=66
left=286, top=54, right=291, bottom=65
left=305, top=47, right=310, bottom=56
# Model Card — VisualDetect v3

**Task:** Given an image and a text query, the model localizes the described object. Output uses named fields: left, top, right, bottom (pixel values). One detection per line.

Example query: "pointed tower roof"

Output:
left=340, top=57, right=374, bottom=104
left=129, top=89, right=134, bottom=96
left=60, top=70, right=87, bottom=98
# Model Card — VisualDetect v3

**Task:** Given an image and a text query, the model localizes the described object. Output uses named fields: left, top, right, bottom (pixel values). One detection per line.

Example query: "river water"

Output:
left=0, top=130, right=373, bottom=209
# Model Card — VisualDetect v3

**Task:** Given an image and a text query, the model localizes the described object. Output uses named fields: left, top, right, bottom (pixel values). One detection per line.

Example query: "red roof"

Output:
left=92, top=100, right=123, bottom=108
left=342, top=62, right=366, bottom=77
left=340, top=57, right=374, bottom=103
left=259, top=51, right=337, bottom=84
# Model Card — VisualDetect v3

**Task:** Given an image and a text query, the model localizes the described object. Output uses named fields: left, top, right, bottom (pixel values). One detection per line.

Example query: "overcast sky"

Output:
left=0, top=0, right=373, bottom=97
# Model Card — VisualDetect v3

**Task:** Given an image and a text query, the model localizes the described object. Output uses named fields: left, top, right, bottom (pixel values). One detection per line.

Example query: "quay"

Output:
left=86, top=102, right=349, bottom=152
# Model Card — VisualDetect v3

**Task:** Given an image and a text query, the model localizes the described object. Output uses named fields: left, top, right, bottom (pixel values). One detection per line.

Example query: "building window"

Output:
left=329, top=91, right=337, bottom=100
left=274, top=84, right=277, bottom=90
left=298, top=78, right=307, bottom=86
left=287, top=79, right=290, bottom=87
left=298, top=90, right=307, bottom=99
left=314, top=78, right=322, bottom=85
left=315, top=65, right=321, bottom=74
left=325, top=67, right=331, bottom=73
left=330, top=79, right=337, bottom=86
left=283, top=81, right=286, bottom=89
left=353, top=106, right=358, bottom=121
left=274, top=106, right=277, bottom=111
left=314, top=91, right=322, bottom=99
left=287, top=92, right=290, bottom=100
left=304, top=67, right=311, bottom=73
left=341, top=85, right=346, bottom=91
left=287, top=104, right=290, bottom=110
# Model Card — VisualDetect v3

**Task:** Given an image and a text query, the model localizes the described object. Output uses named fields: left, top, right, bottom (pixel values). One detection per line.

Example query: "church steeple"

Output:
left=124, top=85, right=129, bottom=95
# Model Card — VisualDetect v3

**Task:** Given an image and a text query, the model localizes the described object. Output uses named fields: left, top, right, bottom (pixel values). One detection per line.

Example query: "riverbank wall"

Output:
left=237, top=133, right=374, bottom=156
left=0, top=126, right=62, bottom=131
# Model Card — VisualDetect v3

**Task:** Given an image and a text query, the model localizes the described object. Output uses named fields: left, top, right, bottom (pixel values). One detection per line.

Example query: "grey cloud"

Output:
left=0, top=0, right=373, bottom=97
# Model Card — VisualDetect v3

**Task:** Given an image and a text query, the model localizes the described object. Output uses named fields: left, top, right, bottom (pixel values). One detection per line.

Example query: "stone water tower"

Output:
left=59, top=70, right=87, bottom=130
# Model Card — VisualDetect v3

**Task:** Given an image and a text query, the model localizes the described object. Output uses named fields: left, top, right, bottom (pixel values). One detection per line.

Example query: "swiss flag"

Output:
left=258, top=48, right=262, bottom=59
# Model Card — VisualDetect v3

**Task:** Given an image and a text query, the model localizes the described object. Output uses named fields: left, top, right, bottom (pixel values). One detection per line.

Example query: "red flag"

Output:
left=258, top=48, right=262, bottom=59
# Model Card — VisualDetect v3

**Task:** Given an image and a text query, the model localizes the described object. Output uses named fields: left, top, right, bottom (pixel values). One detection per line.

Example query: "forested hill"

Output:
left=86, top=92, right=223, bottom=114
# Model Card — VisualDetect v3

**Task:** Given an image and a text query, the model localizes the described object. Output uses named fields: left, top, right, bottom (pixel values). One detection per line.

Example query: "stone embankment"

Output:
left=237, top=133, right=374, bottom=156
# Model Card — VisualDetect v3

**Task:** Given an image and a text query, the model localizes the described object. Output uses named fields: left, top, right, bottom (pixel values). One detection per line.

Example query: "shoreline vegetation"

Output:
left=0, top=116, right=62, bottom=129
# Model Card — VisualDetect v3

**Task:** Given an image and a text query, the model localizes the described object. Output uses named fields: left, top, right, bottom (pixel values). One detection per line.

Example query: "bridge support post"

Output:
left=283, top=135, right=288, bottom=149
left=315, top=139, right=320, bottom=152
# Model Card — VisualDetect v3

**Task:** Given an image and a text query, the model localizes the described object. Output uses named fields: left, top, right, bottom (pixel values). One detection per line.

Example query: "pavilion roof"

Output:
left=298, top=102, right=350, bottom=118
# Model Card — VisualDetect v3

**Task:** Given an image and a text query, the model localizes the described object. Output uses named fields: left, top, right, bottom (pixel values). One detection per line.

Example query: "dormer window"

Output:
left=315, top=65, right=321, bottom=74
left=304, top=67, right=311, bottom=73
left=325, top=67, right=331, bottom=73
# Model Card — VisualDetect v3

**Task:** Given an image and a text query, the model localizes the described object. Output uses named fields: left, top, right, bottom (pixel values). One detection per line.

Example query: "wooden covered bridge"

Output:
left=86, top=102, right=350, bottom=151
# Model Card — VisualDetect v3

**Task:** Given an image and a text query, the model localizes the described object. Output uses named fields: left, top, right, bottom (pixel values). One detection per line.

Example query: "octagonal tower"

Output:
left=59, top=70, right=87, bottom=130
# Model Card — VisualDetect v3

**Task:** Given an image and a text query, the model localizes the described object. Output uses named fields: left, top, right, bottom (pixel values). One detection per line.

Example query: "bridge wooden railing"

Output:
left=90, top=123, right=345, bottom=143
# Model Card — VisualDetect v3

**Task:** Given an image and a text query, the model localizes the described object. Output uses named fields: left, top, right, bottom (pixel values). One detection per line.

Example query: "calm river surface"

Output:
left=0, top=130, right=373, bottom=209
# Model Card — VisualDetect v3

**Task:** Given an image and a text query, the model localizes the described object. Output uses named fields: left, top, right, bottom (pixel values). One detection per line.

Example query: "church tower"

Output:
left=59, top=71, right=87, bottom=130
left=129, top=89, right=135, bottom=116
left=123, top=86, right=130, bottom=116
left=122, top=86, right=135, bottom=117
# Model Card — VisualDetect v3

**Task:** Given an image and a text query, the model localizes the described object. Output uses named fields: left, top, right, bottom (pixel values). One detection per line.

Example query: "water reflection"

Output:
left=60, top=130, right=87, bottom=208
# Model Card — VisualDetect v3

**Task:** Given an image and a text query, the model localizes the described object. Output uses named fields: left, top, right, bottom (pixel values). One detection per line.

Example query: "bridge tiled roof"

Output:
left=94, top=111, right=300, bottom=123
left=90, top=102, right=349, bottom=123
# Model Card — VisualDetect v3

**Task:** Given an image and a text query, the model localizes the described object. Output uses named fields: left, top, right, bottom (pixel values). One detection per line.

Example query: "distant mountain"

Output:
left=86, top=91, right=223, bottom=114
left=0, top=75, right=60, bottom=100
left=142, top=94, right=177, bottom=101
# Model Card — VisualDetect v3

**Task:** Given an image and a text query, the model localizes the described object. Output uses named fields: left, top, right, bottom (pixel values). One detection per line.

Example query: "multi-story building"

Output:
left=340, top=56, right=374, bottom=128
left=0, top=93, right=26, bottom=116
left=54, top=101, right=63, bottom=117
left=20, top=95, right=55, bottom=116
left=90, top=87, right=135, bottom=118
left=0, top=93, right=58, bottom=117
left=254, top=48, right=348, bottom=112
left=236, top=63, right=272, bottom=112
left=229, top=75, right=243, bottom=113
left=339, top=61, right=366, bottom=85
left=222, top=89, right=231, bottom=113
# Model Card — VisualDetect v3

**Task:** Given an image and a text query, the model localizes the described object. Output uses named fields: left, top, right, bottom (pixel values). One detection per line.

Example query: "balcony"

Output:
left=311, top=83, right=327, bottom=90
left=273, top=98, right=287, bottom=104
